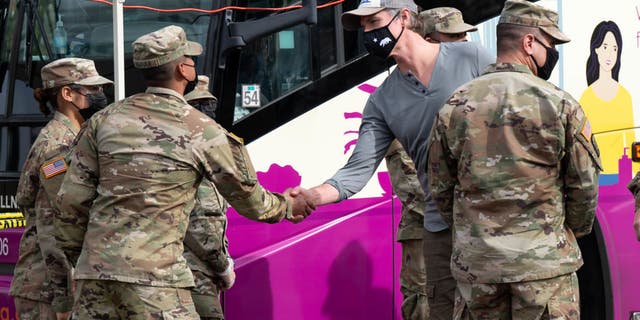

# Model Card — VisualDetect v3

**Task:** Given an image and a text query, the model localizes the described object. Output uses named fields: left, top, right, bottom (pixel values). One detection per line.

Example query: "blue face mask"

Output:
left=363, top=12, right=404, bottom=59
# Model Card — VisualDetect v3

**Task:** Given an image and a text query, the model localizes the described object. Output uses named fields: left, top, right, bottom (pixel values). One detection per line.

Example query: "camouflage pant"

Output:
left=191, top=270, right=224, bottom=320
left=72, top=280, right=200, bottom=319
left=13, top=297, right=56, bottom=320
left=454, top=272, right=580, bottom=320
left=423, top=228, right=456, bottom=320
left=400, top=238, right=428, bottom=320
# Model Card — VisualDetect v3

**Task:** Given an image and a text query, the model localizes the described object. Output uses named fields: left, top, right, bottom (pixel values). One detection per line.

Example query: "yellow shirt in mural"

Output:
left=579, top=84, right=634, bottom=175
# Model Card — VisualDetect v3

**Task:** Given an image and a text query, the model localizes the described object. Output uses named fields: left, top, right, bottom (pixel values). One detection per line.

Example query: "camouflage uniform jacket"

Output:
left=10, top=112, right=76, bottom=311
left=385, top=140, right=424, bottom=241
left=628, top=172, right=640, bottom=210
left=55, top=86, right=292, bottom=288
left=184, top=179, right=230, bottom=285
left=427, top=63, right=602, bottom=284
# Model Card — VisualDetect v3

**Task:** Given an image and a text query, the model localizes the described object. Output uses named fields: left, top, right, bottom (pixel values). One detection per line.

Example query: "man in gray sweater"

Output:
left=292, top=0, right=493, bottom=318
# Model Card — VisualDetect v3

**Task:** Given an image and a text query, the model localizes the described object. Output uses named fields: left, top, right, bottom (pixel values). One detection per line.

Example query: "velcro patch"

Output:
left=581, top=118, right=592, bottom=140
left=41, top=157, right=68, bottom=179
left=228, top=132, right=244, bottom=144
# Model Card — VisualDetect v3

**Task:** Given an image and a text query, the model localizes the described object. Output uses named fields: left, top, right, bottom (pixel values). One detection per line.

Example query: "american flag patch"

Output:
left=41, top=157, right=68, bottom=179
left=581, top=118, right=592, bottom=140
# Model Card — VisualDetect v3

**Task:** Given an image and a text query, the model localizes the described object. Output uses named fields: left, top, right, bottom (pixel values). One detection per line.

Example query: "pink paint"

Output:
left=224, top=164, right=404, bottom=319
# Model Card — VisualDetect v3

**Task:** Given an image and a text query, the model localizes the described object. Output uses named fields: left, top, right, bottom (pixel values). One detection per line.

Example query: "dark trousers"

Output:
left=423, top=228, right=455, bottom=320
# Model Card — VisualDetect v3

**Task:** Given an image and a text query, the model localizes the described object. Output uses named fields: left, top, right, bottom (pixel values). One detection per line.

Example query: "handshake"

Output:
left=284, top=186, right=319, bottom=223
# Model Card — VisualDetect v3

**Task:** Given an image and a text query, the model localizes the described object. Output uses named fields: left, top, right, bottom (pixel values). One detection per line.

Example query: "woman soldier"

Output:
left=9, top=58, right=112, bottom=320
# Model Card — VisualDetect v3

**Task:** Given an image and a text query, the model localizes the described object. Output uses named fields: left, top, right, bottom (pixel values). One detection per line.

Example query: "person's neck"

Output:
left=148, top=81, right=185, bottom=95
left=598, top=67, right=614, bottom=82
left=392, top=32, right=440, bottom=87
left=58, top=104, right=83, bottom=130
left=497, top=52, right=535, bottom=73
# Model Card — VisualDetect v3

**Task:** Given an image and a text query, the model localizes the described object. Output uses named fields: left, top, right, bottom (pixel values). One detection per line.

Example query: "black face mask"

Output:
left=531, top=38, right=559, bottom=80
left=363, top=12, right=404, bottom=59
left=184, top=63, right=198, bottom=95
left=73, top=91, right=108, bottom=121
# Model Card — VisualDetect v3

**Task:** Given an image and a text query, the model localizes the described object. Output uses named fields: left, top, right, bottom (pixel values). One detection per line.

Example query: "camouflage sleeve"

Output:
left=563, top=100, right=602, bottom=238
left=183, top=180, right=230, bottom=274
left=54, top=127, right=98, bottom=265
left=196, top=128, right=291, bottom=223
left=628, top=172, right=640, bottom=211
left=15, top=141, right=43, bottom=208
left=426, top=112, right=457, bottom=227
left=38, top=156, right=73, bottom=313
left=385, top=140, right=425, bottom=241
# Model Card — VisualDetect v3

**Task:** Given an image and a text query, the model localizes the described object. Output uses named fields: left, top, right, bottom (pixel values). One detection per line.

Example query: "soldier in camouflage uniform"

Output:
left=9, top=58, right=112, bottom=320
left=427, top=1, right=602, bottom=319
left=627, top=172, right=640, bottom=241
left=384, top=140, right=427, bottom=320
left=184, top=75, right=231, bottom=320
left=54, top=25, right=314, bottom=319
left=420, top=7, right=477, bottom=42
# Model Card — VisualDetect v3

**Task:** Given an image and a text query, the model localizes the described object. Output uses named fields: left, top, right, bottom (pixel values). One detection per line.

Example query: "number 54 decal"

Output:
left=242, top=84, right=261, bottom=108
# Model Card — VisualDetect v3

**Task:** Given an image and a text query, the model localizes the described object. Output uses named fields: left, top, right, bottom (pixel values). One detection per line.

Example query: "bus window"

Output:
left=234, top=24, right=311, bottom=121
left=316, top=4, right=336, bottom=71
left=232, top=0, right=366, bottom=122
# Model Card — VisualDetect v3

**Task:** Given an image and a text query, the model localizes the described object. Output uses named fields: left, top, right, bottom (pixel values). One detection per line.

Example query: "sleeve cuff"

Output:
left=217, top=257, right=235, bottom=276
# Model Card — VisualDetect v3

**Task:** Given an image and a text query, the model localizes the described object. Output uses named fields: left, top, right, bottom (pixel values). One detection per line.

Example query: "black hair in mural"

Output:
left=586, top=21, right=623, bottom=85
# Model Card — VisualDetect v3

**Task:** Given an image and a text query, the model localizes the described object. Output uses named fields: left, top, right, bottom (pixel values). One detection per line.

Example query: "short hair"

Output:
left=387, top=8, right=424, bottom=35
left=496, top=23, right=542, bottom=56
left=139, top=58, right=182, bottom=84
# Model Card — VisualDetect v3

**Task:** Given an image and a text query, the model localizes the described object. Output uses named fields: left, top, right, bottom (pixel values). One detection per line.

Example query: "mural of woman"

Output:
left=579, top=20, right=634, bottom=179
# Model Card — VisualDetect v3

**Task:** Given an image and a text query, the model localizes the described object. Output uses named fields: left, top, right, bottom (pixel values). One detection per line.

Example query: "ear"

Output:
left=523, top=34, right=535, bottom=55
left=399, top=8, right=410, bottom=27
left=177, top=63, right=188, bottom=81
left=59, top=86, right=74, bottom=102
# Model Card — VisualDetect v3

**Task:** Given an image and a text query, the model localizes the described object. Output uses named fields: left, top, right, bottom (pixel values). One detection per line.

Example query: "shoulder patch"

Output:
left=41, top=156, right=68, bottom=179
left=581, top=118, right=592, bottom=141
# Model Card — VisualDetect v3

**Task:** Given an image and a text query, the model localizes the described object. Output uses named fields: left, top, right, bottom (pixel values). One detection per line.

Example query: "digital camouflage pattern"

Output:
left=9, top=111, right=78, bottom=313
left=13, top=297, right=57, bottom=320
left=628, top=172, right=640, bottom=210
left=385, top=139, right=425, bottom=241
left=498, top=0, right=570, bottom=44
left=132, top=25, right=203, bottom=69
left=427, top=62, right=601, bottom=284
left=185, top=75, right=216, bottom=101
left=384, top=139, right=427, bottom=320
left=72, top=280, right=199, bottom=319
left=421, top=7, right=477, bottom=35
left=455, top=272, right=580, bottom=320
left=55, top=86, right=292, bottom=288
left=40, top=58, right=112, bottom=89
left=183, top=179, right=229, bottom=319
left=191, top=270, right=224, bottom=319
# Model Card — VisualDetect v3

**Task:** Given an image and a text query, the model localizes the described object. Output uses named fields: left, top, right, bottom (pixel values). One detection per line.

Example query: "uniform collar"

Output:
left=146, top=86, right=188, bottom=104
left=53, top=111, right=80, bottom=135
left=483, top=62, right=533, bottom=76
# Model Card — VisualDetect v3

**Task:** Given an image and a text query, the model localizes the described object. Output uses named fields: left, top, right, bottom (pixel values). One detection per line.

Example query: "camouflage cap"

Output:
left=341, top=0, right=418, bottom=31
left=499, top=0, right=570, bottom=43
left=41, top=58, right=113, bottom=89
left=132, top=25, right=203, bottom=69
left=423, top=7, right=477, bottom=35
left=184, top=75, right=216, bottom=101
